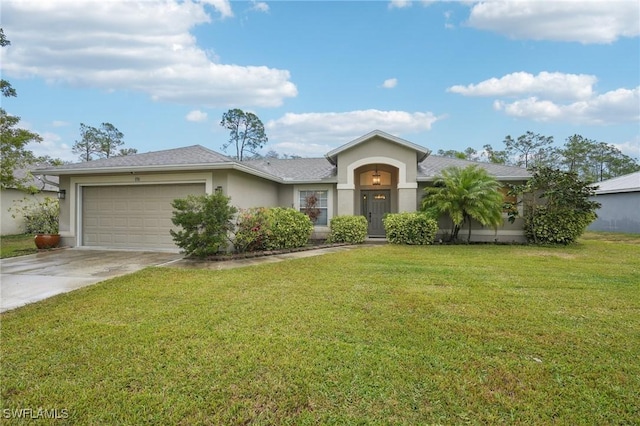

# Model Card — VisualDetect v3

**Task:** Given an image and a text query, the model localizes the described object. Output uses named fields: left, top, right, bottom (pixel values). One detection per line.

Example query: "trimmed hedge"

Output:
left=234, top=207, right=313, bottom=252
left=327, top=215, right=368, bottom=244
left=383, top=212, right=438, bottom=245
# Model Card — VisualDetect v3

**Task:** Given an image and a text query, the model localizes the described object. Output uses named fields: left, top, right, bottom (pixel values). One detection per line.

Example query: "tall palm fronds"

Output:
left=422, top=165, right=504, bottom=242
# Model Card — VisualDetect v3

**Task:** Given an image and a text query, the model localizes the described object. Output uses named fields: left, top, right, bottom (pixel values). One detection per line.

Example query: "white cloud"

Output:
left=382, top=78, right=398, bottom=89
left=186, top=110, right=208, bottom=122
left=448, top=72, right=597, bottom=101
left=613, top=138, right=640, bottom=159
left=251, top=1, right=270, bottom=13
left=451, top=71, right=638, bottom=125
left=1, top=0, right=296, bottom=108
left=51, top=120, right=70, bottom=128
left=389, top=0, right=412, bottom=10
left=467, top=1, right=640, bottom=44
left=265, top=109, right=443, bottom=156
left=389, top=0, right=449, bottom=10
left=200, top=0, right=234, bottom=18
left=493, top=87, right=640, bottom=124
left=26, top=132, right=75, bottom=162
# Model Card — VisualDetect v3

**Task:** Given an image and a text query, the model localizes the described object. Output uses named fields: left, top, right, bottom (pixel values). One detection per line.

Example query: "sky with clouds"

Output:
left=1, top=0, right=638, bottom=162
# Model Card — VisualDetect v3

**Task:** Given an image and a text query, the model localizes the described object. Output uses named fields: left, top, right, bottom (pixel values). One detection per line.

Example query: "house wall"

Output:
left=1, top=189, right=57, bottom=235
left=588, top=192, right=640, bottom=233
left=277, top=185, right=294, bottom=209
left=225, top=170, right=280, bottom=209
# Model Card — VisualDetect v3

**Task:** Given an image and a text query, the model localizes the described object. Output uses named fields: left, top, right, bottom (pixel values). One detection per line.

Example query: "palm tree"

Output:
left=422, top=165, right=504, bottom=243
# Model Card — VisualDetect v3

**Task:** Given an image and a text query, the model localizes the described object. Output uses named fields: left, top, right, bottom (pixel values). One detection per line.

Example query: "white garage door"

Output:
left=82, top=184, right=206, bottom=249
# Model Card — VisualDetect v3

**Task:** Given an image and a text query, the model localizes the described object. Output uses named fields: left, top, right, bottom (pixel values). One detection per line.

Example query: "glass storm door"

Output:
left=362, top=190, right=391, bottom=236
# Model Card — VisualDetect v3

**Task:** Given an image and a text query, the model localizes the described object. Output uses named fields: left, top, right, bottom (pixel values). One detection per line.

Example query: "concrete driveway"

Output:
left=1, top=248, right=183, bottom=313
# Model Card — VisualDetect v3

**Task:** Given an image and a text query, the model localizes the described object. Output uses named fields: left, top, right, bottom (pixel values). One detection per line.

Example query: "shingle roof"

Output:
left=594, top=172, right=640, bottom=194
left=10, top=167, right=59, bottom=192
left=244, top=158, right=336, bottom=182
left=37, top=145, right=234, bottom=173
left=418, top=156, right=531, bottom=180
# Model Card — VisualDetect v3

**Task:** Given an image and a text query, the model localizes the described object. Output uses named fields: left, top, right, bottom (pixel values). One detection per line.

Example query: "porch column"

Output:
left=398, top=187, right=418, bottom=212
left=337, top=187, right=355, bottom=216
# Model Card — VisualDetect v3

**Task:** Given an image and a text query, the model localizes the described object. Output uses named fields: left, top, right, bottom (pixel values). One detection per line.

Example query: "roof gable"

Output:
left=325, top=130, right=430, bottom=165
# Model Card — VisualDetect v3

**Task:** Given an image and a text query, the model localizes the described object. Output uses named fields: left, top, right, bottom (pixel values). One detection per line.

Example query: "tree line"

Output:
left=436, top=131, right=639, bottom=182
left=72, top=122, right=136, bottom=162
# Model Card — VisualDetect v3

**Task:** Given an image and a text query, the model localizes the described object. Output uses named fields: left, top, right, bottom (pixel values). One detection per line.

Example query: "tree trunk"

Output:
left=450, top=223, right=460, bottom=242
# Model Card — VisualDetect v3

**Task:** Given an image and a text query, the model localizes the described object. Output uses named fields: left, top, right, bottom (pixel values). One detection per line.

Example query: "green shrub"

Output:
left=10, top=197, right=60, bottom=234
left=268, top=208, right=313, bottom=249
left=508, top=167, right=600, bottom=245
left=525, top=206, right=596, bottom=245
left=327, top=215, right=368, bottom=244
left=233, top=207, right=272, bottom=252
left=170, top=193, right=237, bottom=258
left=234, top=207, right=313, bottom=252
left=383, top=212, right=438, bottom=245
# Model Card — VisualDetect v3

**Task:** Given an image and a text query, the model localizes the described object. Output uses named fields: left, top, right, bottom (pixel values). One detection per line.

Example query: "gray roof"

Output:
left=418, top=156, right=531, bottom=181
left=37, top=142, right=530, bottom=182
left=594, top=171, right=640, bottom=194
left=244, top=158, right=336, bottom=182
left=37, top=145, right=233, bottom=174
left=8, top=167, right=59, bottom=192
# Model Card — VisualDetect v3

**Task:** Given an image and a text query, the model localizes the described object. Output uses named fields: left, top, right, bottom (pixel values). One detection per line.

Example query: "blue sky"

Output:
left=2, top=0, right=639, bottom=162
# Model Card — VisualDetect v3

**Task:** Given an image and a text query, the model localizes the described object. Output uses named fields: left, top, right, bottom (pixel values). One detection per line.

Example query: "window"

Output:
left=299, top=190, right=328, bottom=226
left=500, top=186, right=517, bottom=212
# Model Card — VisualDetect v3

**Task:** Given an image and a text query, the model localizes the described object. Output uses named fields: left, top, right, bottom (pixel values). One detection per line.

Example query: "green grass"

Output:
left=0, top=234, right=37, bottom=258
left=1, top=232, right=639, bottom=424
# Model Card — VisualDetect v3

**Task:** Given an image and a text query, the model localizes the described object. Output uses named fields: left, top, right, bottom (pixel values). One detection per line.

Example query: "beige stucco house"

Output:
left=37, top=130, right=530, bottom=250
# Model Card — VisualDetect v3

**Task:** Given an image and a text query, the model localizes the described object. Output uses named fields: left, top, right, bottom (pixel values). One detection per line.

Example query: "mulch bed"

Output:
left=200, top=241, right=351, bottom=262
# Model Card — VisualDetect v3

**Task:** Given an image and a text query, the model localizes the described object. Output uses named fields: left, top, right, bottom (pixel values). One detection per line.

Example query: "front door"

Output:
left=362, top=190, right=391, bottom=236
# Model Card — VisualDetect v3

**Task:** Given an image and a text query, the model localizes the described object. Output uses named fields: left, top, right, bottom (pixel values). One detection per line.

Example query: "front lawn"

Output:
left=0, top=234, right=37, bottom=258
left=1, top=233, right=638, bottom=424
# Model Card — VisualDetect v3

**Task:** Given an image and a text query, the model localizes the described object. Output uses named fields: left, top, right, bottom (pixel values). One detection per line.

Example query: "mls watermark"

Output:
left=3, top=408, right=69, bottom=420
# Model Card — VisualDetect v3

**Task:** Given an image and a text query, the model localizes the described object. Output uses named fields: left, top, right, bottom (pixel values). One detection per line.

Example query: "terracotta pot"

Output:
left=34, top=234, right=61, bottom=249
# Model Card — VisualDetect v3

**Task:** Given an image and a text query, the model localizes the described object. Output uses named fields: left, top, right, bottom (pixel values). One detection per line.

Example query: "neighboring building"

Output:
left=588, top=171, right=640, bottom=234
left=1, top=168, right=59, bottom=235
left=37, top=130, right=531, bottom=250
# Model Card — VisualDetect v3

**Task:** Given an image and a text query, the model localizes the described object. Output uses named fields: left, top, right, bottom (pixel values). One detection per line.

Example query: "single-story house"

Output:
left=588, top=171, right=640, bottom=234
left=37, top=130, right=531, bottom=250
left=1, top=168, right=59, bottom=236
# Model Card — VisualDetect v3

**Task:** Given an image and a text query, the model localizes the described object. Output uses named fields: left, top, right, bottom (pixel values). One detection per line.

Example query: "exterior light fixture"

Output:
left=57, top=189, right=66, bottom=200
left=372, top=167, right=381, bottom=186
left=215, top=186, right=223, bottom=194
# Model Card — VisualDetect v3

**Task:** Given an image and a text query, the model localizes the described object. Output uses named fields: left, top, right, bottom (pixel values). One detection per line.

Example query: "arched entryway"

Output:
left=355, top=163, right=397, bottom=237
left=335, top=154, right=419, bottom=236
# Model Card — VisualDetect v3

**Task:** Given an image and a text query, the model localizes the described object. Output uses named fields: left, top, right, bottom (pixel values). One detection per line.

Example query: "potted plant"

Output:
left=10, top=197, right=61, bottom=249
